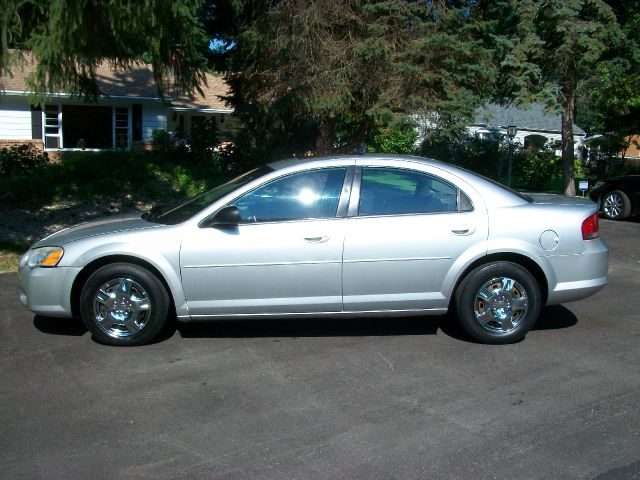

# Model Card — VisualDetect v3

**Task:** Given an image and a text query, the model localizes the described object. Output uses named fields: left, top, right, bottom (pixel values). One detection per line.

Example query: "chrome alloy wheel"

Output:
left=603, top=192, right=624, bottom=219
left=92, top=277, right=151, bottom=338
left=474, top=276, right=529, bottom=333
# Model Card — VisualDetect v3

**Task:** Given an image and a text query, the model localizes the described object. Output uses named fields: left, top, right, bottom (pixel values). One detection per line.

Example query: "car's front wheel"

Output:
left=79, top=263, right=170, bottom=346
left=602, top=190, right=631, bottom=220
left=454, top=262, right=541, bottom=344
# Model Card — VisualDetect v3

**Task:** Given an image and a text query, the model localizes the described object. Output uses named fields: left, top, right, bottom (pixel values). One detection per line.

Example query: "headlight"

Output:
left=24, top=247, right=64, bottom=268
left=593, top=180, right=606, bottom=190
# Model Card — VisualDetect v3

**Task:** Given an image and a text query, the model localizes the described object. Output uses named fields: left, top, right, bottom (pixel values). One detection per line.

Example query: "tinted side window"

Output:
left=358, top=168, right=466, bottom=216
left=235, top=168, right=346, bottom=222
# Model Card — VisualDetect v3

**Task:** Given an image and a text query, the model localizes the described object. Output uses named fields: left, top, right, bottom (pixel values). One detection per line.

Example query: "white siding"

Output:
left=142, top=104, right=167, bottom=141
left=467, top=126, right=583, bottom=157
left=0, top=96, right=32, bottom=139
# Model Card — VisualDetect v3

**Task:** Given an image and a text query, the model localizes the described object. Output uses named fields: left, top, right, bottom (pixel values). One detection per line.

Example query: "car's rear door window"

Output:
left=358, top=167, right=471, bottom=216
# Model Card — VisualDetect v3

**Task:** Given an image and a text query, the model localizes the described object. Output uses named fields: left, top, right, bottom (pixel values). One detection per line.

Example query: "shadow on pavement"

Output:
left=31, top=305, right=577, bottom=342
left=533, top=305, right=578, bottom=331
left=177, top=315, right=443, bottom=339
left=33, top=315, right=87, bottom=336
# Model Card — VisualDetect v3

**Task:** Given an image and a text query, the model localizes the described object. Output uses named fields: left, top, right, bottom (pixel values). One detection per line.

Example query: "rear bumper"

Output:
left=545, top=239, right=609, bottom=305
left=546, top=275, right=608, bottom=305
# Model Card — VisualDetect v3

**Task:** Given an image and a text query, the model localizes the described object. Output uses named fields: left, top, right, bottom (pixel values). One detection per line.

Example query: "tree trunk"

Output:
left=561, top=89, right=577, bottom=196
left=315, top=118, right=335, bottom=156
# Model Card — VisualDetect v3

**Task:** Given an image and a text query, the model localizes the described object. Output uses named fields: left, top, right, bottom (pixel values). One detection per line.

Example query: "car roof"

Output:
left=268, top=153, right=531, bottom=206
left=269, top=153, right=453, bottom=172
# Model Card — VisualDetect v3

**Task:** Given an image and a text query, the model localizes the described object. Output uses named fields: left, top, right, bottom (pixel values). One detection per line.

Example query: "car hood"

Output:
left=527, top=193, right=596, bottom=206
left=32, top=213, right=163, bottom=247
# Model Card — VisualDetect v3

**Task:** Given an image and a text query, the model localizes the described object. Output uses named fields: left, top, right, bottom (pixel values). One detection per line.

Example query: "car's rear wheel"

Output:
left=79, top=263, right=170, bottom=346
left=602, top=190, right=631, bottom=220
left=454, top=262, right=541, bottom=344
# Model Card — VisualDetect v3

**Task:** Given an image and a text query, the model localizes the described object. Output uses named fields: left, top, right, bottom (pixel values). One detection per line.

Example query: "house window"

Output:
left=115, top=107, right=129, bottom=148
left=41, top=105, right=132, bottom=150
left=523, top=134, right=549, bottom=151
left=132, top=104, right=142, bottom=142
left=191, top=115, right=206, bottom=128
left=62, top=105, right=112, bottom=149
left=44, top=105, right=61, bottom=149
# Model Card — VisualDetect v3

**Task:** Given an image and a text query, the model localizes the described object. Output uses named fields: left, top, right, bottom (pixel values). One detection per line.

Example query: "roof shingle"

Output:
left=473, top=103, right=585, bottom=135
left=0, top=53, right=231, bottom=111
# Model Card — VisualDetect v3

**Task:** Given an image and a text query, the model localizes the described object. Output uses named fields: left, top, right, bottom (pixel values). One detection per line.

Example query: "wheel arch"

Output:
left=448, top=252, right=549, bottom=311
left=70, top=255, right=176, bottom=318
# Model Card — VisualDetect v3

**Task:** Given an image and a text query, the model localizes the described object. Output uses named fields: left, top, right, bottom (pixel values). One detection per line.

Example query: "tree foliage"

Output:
left=2, top=0, right=638, bottom=195
left=217, top=0, right=498, bottom=161
left=577, top=1, right=640, bottom=141
left=499, top=0, right=622, bottom=195
left=1, top=0, right=210, bottom=103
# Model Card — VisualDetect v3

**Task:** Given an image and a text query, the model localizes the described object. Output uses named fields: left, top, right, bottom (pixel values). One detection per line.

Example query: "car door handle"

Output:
left=451, top=225, right=476, bottom=236
left=304, top=235, right=330, bottom=243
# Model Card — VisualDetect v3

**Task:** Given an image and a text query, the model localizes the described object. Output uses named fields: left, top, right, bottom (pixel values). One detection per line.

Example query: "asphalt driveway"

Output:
left=1, top=219, right=639, bottom=479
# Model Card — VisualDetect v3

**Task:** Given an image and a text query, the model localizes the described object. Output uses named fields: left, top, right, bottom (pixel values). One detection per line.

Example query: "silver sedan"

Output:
left=18, top=154, right=609, bottom=346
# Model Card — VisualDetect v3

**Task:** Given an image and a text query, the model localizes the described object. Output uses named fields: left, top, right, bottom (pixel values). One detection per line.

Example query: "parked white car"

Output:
left=19, top=154, right=608, bottom=346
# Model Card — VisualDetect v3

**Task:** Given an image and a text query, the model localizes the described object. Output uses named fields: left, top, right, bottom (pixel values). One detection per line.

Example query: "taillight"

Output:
left=582, top=213, right=600, bottom=240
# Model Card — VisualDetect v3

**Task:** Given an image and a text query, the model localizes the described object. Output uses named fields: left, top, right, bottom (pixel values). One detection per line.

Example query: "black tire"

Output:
left=80, top=263, right=170, bottom=346
left=454, top=262, right=541, bottom=344
left=601, top=190, right=631, bottom=220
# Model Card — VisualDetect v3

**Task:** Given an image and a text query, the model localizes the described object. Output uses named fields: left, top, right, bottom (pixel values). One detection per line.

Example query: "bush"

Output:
left=368, top=119, right=418, bottom=155
left=580, top=135, right=635, bottom=181
left=187, top=118, right=221, bottom=164
left=152, top=129, right=173, bottom=155
left=0, top=143, right=49, bottom=177
left=421, top=132, right=503, bottom=179
left=512, top=148, right=562, bottom=191
left=0, top=150, right=231, bottom=209
left=152, top=122, right=223, bottom=168
left=420, top=132, right=575, bottom=192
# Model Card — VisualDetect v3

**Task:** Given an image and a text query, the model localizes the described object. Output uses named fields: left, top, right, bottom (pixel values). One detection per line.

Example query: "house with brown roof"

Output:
left=0, top=54, right=233, bottom=152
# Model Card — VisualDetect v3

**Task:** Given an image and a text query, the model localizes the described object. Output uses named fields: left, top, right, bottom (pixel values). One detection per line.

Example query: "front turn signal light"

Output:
left=26, top=247, right=64, bottom=268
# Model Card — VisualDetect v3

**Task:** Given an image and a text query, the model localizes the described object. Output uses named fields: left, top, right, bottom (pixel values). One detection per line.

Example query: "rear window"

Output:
left=358, top=167, right=473, bottom=216
left=470, top=171, right=533, bottom=203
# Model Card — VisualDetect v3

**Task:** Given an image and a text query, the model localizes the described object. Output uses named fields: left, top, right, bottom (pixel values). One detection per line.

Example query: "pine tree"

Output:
left=578, top=1, right=640, bottom=142
left=507, top=0, right=622, bottom=195
left=219, top=0, right=498, bottom=159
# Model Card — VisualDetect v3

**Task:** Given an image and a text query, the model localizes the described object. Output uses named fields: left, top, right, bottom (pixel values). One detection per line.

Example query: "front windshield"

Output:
left=147, top=166, right=273, bottom=225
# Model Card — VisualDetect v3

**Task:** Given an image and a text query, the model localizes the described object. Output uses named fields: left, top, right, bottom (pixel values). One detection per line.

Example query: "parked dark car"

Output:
left=589, top=175, right=640, bottom=220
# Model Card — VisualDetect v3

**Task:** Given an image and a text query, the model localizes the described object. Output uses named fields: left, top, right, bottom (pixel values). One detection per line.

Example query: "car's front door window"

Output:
left=235, top=168, right=347, bottom=222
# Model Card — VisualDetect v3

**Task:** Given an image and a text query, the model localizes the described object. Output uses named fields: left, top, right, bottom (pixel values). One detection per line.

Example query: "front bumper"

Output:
left=18, top=264, right=82, bottom=318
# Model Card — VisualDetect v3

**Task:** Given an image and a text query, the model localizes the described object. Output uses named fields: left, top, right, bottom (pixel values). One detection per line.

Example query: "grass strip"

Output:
left=0, top=241, right=29, bottom=273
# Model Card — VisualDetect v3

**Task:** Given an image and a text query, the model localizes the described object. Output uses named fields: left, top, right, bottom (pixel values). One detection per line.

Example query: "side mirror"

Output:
left=206, top=205, right=241, bottom=228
